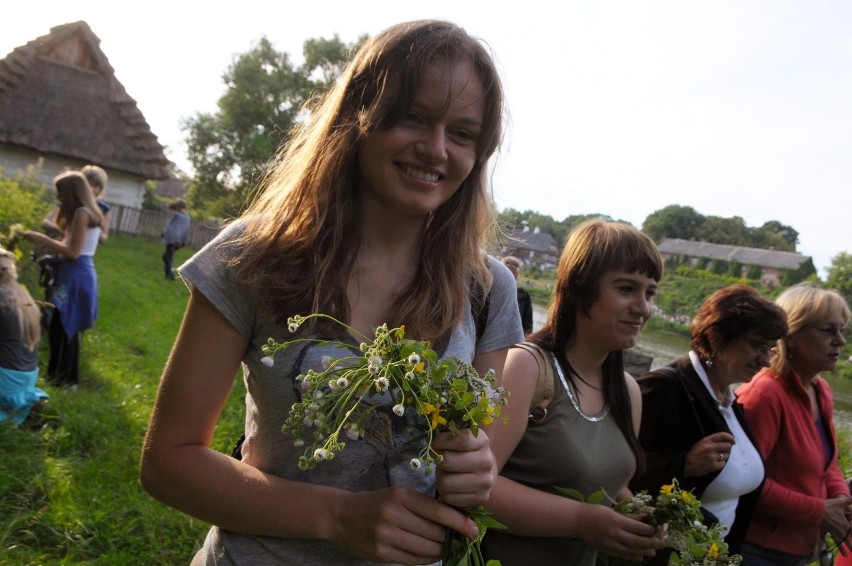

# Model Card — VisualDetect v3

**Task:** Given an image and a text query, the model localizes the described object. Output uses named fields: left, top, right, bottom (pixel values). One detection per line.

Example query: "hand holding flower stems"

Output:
left=559, top=479, right=742, bottom=566
left=262, top=313, right=509, bottom=566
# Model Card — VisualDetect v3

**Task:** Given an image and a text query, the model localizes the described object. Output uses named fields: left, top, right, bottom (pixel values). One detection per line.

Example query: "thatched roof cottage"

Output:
left=0, top=21, right=171, bottom=208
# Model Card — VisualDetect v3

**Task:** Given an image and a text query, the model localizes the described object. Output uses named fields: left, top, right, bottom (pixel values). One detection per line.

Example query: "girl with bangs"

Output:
left=484, top=219, right=666, bottom=566
left=140, top=20, right=523, bottom=565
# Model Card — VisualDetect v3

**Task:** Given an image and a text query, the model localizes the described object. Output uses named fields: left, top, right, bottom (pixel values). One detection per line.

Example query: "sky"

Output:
left=4, top=0, right=851, bottom=276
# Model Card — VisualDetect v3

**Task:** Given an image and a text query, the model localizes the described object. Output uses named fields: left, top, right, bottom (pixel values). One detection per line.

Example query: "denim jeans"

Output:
left=740, top=542, right=813, bottom=566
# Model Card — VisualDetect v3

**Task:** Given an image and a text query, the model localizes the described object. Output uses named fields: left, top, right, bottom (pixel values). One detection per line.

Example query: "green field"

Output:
left=0, top=236, right=245, bottom=565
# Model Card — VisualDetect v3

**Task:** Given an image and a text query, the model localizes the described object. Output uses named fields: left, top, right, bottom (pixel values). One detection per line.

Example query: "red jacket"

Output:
left=737, top=367, right=849, bottom=556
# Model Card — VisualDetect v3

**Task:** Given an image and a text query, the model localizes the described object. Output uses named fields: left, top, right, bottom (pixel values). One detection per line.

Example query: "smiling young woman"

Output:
left=139, top=20, right=524, bottom=566
left=483, top=219, right=665, bottom=566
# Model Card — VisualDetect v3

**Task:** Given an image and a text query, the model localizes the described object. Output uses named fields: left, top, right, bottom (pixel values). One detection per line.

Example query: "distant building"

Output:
left=501, top=226, right=560, bottom=269
left=658, top=238, right=815, bottom=287
left=0, top=21, right=172, bottom=209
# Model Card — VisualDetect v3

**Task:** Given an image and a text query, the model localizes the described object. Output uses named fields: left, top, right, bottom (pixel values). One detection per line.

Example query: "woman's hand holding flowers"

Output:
left=822, top=496, right=852, bottom=556
left=332, top=486, right=478, bottom=565
left=434, top=428, right=497, bottom=508
left=263, top=314, right=509, bottom=566
left=578, top=504, right=664, bottom=561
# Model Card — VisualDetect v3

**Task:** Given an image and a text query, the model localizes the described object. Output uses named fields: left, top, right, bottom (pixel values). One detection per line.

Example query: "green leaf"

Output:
left=586, top=489, right=606, bottom=505
left=553, top=486, right=585, bottom=501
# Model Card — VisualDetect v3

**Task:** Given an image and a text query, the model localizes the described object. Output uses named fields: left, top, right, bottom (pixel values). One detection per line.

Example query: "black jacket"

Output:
left=631, top=356, right=763, bottom=557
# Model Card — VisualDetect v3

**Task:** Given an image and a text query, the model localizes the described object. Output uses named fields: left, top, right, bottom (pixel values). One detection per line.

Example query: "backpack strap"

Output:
left=471, top=283, right=491, bottom=342
left=512, top=341, right=555, bottom=422
left=471, top=254, right=492, bottom=342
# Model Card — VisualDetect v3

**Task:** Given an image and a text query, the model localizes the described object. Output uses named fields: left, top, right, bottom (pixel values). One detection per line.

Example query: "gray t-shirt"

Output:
left=180, top=222, right=523, bottom=565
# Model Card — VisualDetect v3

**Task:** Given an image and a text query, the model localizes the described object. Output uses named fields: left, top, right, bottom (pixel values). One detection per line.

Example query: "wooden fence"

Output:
left=108, top=204, right=222, bottom=251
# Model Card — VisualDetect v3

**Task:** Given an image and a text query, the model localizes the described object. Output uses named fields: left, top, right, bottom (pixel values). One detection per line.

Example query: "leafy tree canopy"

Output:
left=826, top=251, right=852, bottom=306
left=184, top=34, right=366, bottom=218
left=642, top=205, right=799, bottom=252
left=642, top=205, right=703, bottom=243
left=498, top=209, right=618, bottom=248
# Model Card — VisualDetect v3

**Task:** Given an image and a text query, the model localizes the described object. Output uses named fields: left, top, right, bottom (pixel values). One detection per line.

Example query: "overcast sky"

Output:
left=4, top=0, right=850, bottom=276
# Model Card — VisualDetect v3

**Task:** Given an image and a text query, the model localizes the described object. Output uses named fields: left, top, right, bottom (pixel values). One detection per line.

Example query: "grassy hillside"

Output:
left=0, top=236, right=246, bottom=565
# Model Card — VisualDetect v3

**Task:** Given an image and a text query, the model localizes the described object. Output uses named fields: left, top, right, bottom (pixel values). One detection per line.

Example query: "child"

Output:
left=0, top=247, right=48, bottom=424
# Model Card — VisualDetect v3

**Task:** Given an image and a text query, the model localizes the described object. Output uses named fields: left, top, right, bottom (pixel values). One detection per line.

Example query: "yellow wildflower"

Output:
left=661, top=484, right=674, bottom=495
left=422, top=402, right=448, bottom=430
left=707, top=542, right=719, bottom=559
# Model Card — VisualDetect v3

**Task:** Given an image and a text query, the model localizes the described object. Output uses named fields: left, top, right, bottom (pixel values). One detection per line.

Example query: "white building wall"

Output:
left=0, top=145, right=145, bottom=209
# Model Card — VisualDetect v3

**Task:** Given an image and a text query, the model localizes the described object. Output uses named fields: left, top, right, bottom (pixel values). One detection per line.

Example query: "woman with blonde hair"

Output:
left=484, top=220, right=666, bottom=565
left=0, top=247, right=47, bottom=424
left=23, top=171, right=104, bottom=389
left=140, top=20, right=523, bottom=565
left=737, top=283, right=852, bottom=566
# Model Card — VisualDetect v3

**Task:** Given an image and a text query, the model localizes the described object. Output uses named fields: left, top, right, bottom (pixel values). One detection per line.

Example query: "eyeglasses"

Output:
left=745, top=339, right=775, bottom=356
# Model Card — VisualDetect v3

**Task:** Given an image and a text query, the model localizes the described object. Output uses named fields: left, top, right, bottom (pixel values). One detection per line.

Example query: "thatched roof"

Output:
left=658, top=238, right=811, bottom=270
left=0, top=21, right=170, bottom=180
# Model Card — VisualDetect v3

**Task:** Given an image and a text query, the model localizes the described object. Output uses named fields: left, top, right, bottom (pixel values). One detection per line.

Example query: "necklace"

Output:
left=564, top=358, right=603, bottom=390
left=551, top=352, right=609, bottom=422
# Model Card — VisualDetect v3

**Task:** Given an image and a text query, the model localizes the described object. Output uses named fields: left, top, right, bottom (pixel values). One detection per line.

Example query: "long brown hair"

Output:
left=230, top=20, right=504, bottom=339
left=0, top=248, right=40, bottom=352
left=531, top=220, right=663, bottom=463
left=54, top=171, right=103, bottom=231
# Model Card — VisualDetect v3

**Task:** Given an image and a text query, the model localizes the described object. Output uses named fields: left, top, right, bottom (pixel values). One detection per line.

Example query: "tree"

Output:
left=759, top=220, right=799, bottom=249
left=184, top=34, right=365, bottom=218
left=642, top=205, right=704, bottom=243
left=695, top=216, right=750, bottom=246
left=826, top=252, right=852, bottom=305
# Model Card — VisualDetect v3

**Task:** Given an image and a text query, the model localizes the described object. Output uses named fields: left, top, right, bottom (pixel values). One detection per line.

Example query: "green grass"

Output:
left=0, top=235, right=246, bottom=565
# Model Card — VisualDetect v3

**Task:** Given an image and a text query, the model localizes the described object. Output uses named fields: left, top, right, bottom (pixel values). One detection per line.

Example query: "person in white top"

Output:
left=631, top=284, right=788, bottom=564
left=23, top=171, right=103, bottom=388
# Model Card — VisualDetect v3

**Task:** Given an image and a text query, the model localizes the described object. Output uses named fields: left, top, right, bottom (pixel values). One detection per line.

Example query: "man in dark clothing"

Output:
left=501, top=256, right=533, bottom=334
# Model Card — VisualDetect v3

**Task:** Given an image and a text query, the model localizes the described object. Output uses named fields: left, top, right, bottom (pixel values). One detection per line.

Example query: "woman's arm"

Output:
left=41, top=206, right=62, bottom=237
left=140, top=290, right=477, bottom=564
left=487, top=350, right=660, bottom=560
left=490, top=475, right=661, bottom=561
left=24, top=207, right=93, bottom=259
left=99, top=210, right=111, bottom=244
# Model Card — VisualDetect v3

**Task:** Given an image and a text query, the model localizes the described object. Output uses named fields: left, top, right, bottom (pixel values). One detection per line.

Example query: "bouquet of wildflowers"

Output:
left=610, top=480, right=742, bottom=566
left=262, top=313, right=508, bottom=566
left=0, top=223, right=26, bottom=255
left=557, top=479, right=740, bottom=565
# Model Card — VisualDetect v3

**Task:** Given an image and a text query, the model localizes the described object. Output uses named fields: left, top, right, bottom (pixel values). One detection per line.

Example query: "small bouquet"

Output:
left=557, top=479, right=740, bottom=565
left=610, top=480, right=742, bottom=566
left=262, top=313, right=509, bottom=566
left=0, top=223, right=27, bottom=255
